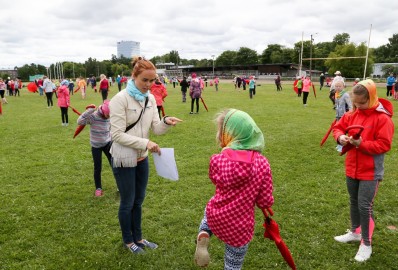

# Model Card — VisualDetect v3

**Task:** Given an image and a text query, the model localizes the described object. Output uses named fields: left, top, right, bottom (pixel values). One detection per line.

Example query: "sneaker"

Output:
left=194, top=231, right=210, bottom=267
left=125, top=243, right=145, bottom=254
left=136, top=239, right=158, bottom=249
left=94, top=188, right=103, bottom=197
left=189, top=112, right=194, bottom=114
left=355, top=244, right=372, bottom=262
left=334, top=230, right=361, bottom=243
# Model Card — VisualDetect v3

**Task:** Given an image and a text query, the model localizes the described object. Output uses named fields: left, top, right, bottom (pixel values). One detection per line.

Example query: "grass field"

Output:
left=0, top=81, right=397, bottom=270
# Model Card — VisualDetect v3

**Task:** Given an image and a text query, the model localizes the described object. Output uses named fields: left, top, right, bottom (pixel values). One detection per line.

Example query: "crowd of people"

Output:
left=1, top=58, right=396, bottom=268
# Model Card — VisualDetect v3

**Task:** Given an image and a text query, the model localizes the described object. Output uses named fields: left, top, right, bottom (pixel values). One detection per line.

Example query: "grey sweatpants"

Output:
left=346, top=177, right=379, bottom=246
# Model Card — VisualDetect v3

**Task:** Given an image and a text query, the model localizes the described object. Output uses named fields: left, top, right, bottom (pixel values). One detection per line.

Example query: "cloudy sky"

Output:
left=1, top=0, right=397, bottom=68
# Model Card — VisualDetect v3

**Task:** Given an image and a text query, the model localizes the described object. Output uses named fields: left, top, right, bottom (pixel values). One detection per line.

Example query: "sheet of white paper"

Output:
left=152, top=148, right=179, bottom=181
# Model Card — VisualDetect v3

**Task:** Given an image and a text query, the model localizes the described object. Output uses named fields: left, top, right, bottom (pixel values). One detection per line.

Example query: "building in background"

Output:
left=117, top=40, right=140, bottom=58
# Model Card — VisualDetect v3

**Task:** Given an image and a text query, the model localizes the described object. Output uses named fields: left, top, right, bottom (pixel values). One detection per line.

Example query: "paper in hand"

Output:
left=152, top=148, right=179, bottom=181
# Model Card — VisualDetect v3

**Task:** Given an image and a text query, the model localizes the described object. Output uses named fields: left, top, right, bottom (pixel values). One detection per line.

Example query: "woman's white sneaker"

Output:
left=355, top=244, right=372, bottom=262
left=334, top=230, right=361, bottom=243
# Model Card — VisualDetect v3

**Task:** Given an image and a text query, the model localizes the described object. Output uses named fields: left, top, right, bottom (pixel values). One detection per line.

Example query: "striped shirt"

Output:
left=77, top=109, right=111, bottom=148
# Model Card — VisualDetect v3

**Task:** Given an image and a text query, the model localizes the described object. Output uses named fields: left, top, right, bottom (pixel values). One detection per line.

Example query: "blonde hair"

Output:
left=214, top=109, right=231, bottom=146
left=131, top=56, right=156, bottom=78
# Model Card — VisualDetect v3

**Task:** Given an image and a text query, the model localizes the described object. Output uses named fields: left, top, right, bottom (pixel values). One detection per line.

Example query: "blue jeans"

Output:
left=112, top=157, right=149, bottom=244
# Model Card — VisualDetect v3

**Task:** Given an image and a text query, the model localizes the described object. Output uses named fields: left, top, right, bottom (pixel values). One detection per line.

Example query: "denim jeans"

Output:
left=112, top=157, right=149, bottom=244
left=91, top=143, right=112, bottom=189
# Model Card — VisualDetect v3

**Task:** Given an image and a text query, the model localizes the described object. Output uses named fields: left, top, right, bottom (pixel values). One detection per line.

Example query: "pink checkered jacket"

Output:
left=206, top=148, right=274, bottom=247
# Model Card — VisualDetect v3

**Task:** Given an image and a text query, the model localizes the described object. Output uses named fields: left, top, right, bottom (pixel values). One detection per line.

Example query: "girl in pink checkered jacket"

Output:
left=194, top=108, right=274, bottom=269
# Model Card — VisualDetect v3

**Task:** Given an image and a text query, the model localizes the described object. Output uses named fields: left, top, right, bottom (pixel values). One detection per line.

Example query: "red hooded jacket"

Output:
left=333, top=98, right=394, bottom=180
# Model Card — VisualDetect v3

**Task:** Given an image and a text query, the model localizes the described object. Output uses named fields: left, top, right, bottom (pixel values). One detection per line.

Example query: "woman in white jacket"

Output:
left=109, top=56, right=182, bottom=254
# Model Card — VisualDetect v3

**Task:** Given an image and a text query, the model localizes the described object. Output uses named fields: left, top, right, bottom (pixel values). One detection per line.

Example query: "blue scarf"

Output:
left=126, top=79, right=149, bottom=102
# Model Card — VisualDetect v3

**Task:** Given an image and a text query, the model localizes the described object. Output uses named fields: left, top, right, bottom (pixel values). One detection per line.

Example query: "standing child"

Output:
left=180, top=76, right=189, bottom=102
left=334, top=81, right=352, bottom=121
left=214, top=76, right=219, bottom=92
left=334, top=81, right=352, bottom=152
left=150, top=75, right=168, bottom=119
left=249, top=76, right=256, bottom=99
left=77, top=100, right=112, bottom=197
left=302, top=75, right=312, bottom=106
left=57, top=80, right=70, bottom=126
left=333, top=79, right=394, bottom=262
left=194, top=109, right=274, bottom=269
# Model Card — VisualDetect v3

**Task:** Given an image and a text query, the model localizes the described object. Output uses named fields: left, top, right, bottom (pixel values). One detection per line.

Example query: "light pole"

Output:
left=309, top=33, right=317, bottom=78
left=211, top=55, right=215, bottom=77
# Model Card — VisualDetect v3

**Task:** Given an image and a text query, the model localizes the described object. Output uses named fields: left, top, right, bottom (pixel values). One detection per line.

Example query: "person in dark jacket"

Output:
left=180, top=76, right=189, bottom=102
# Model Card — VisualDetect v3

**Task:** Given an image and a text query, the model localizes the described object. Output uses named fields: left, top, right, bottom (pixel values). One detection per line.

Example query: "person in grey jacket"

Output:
left=109, top=56, right=182, bottom=254
left=42, top=76, right=54, bottom=108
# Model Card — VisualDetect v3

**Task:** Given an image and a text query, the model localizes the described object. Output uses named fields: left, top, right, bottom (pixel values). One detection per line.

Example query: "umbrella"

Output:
left=320, top=119, right=337, bottom=146
left=72, top=104, right=96, bottom=139
left=200, top=97, right=209, bottom=112
left=312, top=84, right=317, bottom=98
left=340, top=125, right=364, bottom=156
left=262, top=208, right=296, bottom=270
left=27, top=82, right=38, bottom=93
left=69, top=106, right=81, bottom=116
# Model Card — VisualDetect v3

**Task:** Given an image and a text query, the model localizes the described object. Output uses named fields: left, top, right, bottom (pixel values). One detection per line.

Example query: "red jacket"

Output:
left=333, top=98, right=394, bottom=180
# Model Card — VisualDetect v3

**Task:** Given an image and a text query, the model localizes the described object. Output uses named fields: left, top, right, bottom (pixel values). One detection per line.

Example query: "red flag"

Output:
left=74, top=87, right=80, bottom=93
left=0, top=101, right=2, bottom=115
left=293, top=80, right=298, bottom=94
left=262, top=208, right=296, bottom=270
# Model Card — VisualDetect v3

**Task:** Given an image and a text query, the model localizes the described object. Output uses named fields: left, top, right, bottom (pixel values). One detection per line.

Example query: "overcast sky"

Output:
left=1, top=0, right=397, bottom=68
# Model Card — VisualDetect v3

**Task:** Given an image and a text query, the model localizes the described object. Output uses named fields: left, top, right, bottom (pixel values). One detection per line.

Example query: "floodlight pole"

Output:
left=309, top=33, right=317, bottom=77
left=212, top=55, right=215, bottom=77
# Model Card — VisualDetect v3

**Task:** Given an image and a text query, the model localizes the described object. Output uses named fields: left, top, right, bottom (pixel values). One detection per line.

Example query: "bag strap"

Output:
left=125, top=97, right=148, bottom=132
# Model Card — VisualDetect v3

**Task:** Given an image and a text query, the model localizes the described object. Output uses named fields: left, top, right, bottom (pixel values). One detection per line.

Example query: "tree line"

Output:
left=4, top=32, right=398, bottom=81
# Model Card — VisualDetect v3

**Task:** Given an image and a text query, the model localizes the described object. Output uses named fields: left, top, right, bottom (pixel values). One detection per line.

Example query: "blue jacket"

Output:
left=386, top=76, right=395, bottom=86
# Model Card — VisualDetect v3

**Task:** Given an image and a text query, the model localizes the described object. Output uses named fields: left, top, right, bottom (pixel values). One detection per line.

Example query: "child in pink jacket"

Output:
left=57, top=80, right=70, bottom=126
left=194, top=108, right=274, bottom=269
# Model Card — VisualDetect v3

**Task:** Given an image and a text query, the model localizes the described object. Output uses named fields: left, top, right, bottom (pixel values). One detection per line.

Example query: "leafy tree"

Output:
left=325, top=42, right=373, bottom=78
left=381, top=64, right=398, bottom=77
left=235, top=47, right=258, bottom=65
left=216, top=50, right=237, bottom=66
left=333, top=33, right=350, bottom=46
left=260, top=44, right=283, bottom=64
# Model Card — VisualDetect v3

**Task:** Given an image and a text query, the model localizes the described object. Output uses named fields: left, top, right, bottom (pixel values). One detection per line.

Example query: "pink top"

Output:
left=57, top=85, right=70, bottom=107
left=206, top=149, right=274, bottom=247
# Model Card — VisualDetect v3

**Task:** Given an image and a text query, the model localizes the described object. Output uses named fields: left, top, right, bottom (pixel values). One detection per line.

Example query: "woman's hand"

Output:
left=147, top=141, right=161, bottom=154
left=164, top=117, right=183, bottom=126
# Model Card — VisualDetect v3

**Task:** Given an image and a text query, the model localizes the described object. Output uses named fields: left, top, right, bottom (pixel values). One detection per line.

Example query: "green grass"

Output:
left=0, top=81, right=397, bottom=270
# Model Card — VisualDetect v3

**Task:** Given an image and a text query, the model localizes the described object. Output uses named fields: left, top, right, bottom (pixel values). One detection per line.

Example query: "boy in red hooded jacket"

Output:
left=332, top=79, right=394, bottom=262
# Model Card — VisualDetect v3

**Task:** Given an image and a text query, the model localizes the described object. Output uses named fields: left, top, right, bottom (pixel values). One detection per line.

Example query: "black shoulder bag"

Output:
left=125, top=97, right=149, bottom=132
left=109, top=97, right=148, bottom=151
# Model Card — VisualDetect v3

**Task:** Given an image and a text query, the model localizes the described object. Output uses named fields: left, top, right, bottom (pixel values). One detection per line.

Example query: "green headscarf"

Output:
left=221, top=109, right=264, bottom=151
